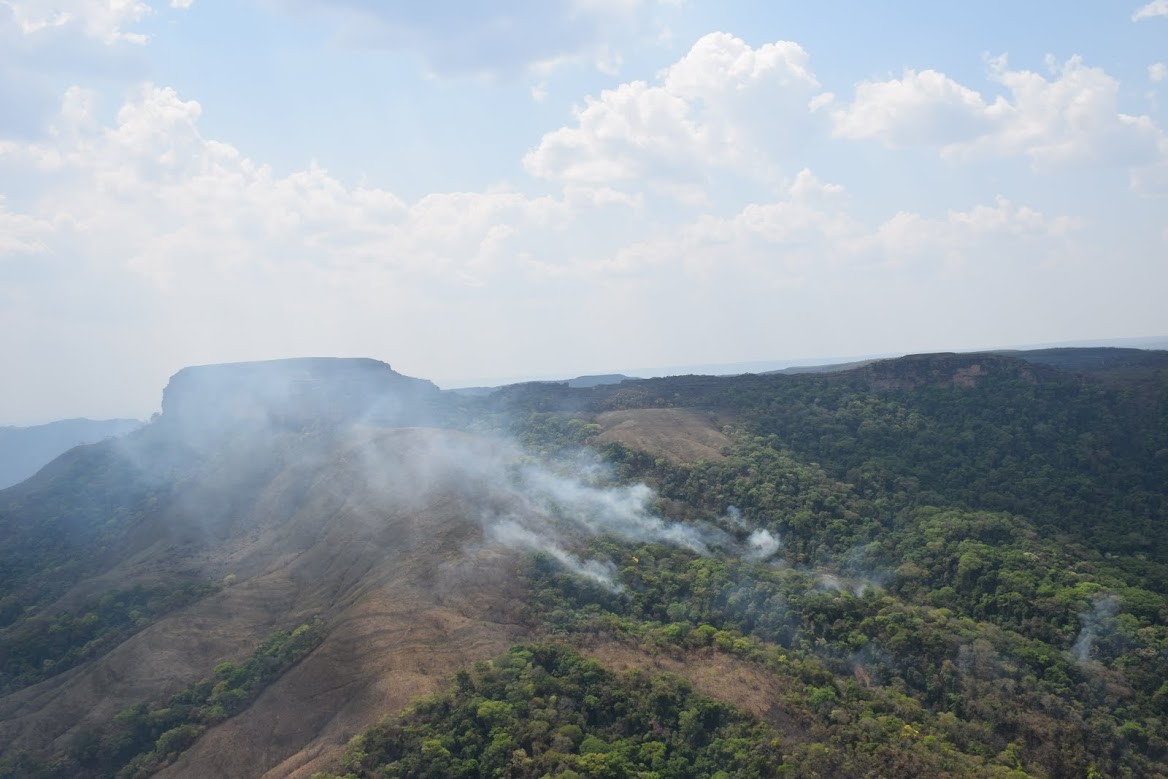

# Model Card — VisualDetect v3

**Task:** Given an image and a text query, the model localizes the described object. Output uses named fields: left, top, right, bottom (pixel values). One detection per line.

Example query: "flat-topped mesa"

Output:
left=158, top=357, right=440, bottom=436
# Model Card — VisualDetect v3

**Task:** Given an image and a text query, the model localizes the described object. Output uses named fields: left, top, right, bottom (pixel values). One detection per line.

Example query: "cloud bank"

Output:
left=1, top=16, right=1166, bottom=423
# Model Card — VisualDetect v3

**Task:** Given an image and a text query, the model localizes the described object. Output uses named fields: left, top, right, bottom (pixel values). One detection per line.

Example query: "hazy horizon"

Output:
left=2, top=2, right=1166, bottom=424
left=5, top=334, right=1168, bottom=427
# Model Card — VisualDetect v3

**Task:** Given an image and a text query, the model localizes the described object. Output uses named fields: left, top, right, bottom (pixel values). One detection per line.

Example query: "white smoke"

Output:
left=512, top=464, right=717, bottom=554
left=818, top=573, right=845, bottom=592
left=816, top=572, right=873, bottom=597
left=1070, top=594, right=1120, bottom=662
left=342, top=429, right=724, bottom=589
left=470, top=453, right=731, bottom=589
left=745, top=528, right=781, bottom=560
left=488, top=519, right=622, bottom=592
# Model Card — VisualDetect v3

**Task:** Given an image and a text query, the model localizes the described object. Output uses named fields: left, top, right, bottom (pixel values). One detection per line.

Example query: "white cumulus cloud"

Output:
left=1, top=84, right=573, bottom=290
left=1, top=83, right=629, bottom=418
left=572, top=168, right=1078, bottom=283
left=1133, top=0, right=1168, bottom=20
left=0, top=0, right=197, bottom=137
left=1, top=0, right=152, bottom=43
left=831, top=68, right=991, bottom=147
left=831, top=55, right=1168, bottom=183
left=524, top=32, right=821, bottom=199
left=861, top=196, right=1081, bottom=268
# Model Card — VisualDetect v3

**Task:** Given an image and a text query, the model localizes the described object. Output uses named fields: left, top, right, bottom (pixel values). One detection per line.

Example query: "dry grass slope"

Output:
left=593, top=408, right=733, bottom=464
left=0, top=428, right=532, bottom=777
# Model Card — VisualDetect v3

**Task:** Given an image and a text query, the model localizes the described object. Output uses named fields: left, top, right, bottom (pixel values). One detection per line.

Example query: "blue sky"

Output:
left=1, top=0, right=1166, bottom=422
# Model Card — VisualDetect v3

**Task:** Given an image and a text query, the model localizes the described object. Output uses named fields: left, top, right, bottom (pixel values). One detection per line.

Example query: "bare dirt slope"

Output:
left=0, top=427, right=531, bottom=778
left=594, top=408, right=733, bottom=464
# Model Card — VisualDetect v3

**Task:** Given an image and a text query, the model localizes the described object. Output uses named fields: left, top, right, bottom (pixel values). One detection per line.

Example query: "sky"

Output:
left=1, top=1, right=1167, bottom=423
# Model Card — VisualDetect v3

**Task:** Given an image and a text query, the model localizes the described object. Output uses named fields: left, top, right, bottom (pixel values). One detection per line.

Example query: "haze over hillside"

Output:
left=0, top=419, right=143, bottom=490
left=2, top=349, right=1167, bottom=778
left=0, top=359, right=728, bottom=776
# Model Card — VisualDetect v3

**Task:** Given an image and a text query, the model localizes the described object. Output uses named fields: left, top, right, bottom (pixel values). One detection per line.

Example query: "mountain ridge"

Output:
left=2, top=347, right=1167, bottom=777
left=0, top=419, right=143, bottom=491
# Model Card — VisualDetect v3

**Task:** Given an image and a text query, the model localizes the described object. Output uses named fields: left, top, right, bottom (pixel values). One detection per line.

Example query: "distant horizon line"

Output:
left=4, top=335, right=1168, bottom=428
left=437, top=335, right=1168, bottom=391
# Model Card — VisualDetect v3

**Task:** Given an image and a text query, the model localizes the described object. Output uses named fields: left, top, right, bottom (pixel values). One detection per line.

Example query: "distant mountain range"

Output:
left=445, top=337, right=1168, bottom=393
left=0, top=418, right=142, bottom=489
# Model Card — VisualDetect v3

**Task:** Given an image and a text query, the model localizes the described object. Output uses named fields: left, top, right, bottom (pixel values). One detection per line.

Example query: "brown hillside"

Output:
left=594, top=408, right=733, bottom=464
left=0, top=427, right=532, bottom=777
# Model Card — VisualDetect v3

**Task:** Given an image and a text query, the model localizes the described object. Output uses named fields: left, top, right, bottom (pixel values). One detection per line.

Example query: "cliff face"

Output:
left=158, top=358, right=441, bottom=438
left=861, top=352, right=1047, bottom=392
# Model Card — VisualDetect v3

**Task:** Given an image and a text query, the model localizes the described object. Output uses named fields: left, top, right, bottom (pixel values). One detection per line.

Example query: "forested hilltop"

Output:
left=2, top=349, right=1166, bottom=778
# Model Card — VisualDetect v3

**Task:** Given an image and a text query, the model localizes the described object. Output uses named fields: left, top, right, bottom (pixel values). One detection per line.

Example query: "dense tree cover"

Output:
left=480, top=353, right=1168, bottom=777
left=496, top=352, right=1168, bottom=561
left=0, top=580, right=217, bottom=694
left=604, top=432, right=1168, bottom=629
left=526, top=538, right=1168, bottom=777
left=512, top=413, right=604, bottom=458
left=0, top=621, right=323, bottom=779
left=733, top=372, right=1168, bottom=560
left=313, top=643, right=784, bottom=779
left=511, top=443, right=1168, bottom=775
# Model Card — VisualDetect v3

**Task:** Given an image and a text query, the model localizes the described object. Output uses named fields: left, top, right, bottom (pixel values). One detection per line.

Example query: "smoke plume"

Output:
left=1070, top=594, right=1120, bottom=662
left=745, top=529, right=781, bottom=560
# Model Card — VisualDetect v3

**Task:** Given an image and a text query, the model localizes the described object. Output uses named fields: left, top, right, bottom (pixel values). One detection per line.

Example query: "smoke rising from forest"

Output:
left=1070, top=594, right=1121, bottom=662
left=745, top=529, right=781, bottom=560
left=468, top=448, right=726, bottom=590
left=109, top=359, right=893, bottom=607
left=335, top=420, right=727, bottom=591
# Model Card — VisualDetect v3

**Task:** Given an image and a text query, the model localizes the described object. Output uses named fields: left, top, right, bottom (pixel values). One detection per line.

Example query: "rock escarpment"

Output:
left=159, top=358, right=441, bottom=441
